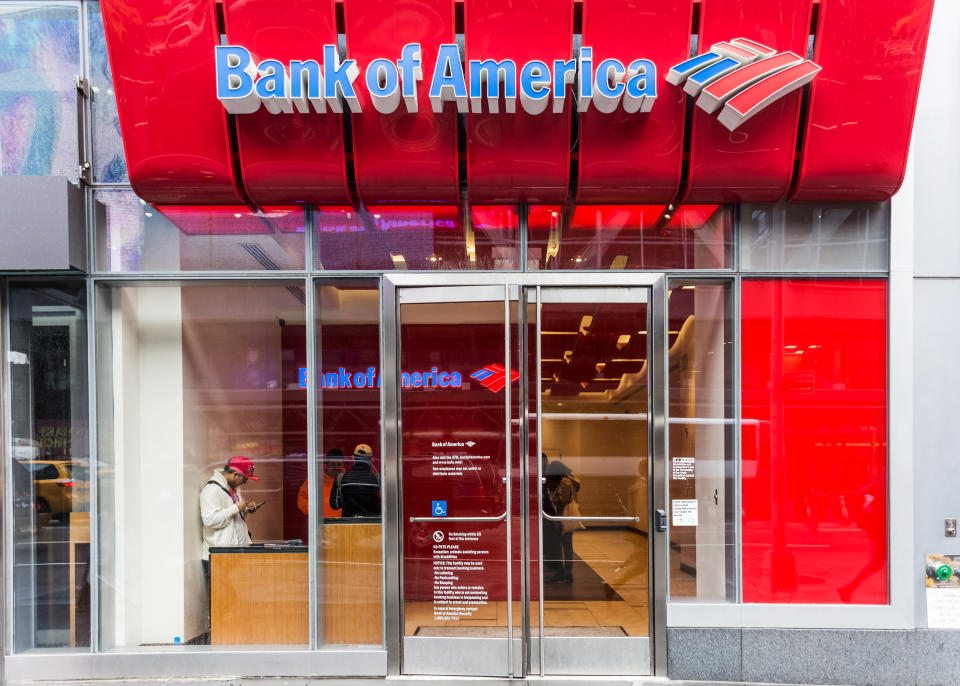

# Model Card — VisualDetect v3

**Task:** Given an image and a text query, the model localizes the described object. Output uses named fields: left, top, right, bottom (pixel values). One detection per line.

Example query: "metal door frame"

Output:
left=381, top=273, right=668, bottom=678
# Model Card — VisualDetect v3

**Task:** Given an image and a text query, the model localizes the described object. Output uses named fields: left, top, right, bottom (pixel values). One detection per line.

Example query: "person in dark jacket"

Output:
left=329, top=443, right=381, bottom=517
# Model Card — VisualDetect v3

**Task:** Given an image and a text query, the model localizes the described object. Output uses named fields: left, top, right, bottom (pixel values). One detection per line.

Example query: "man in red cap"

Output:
left=199, top=455, right=261, bottom=640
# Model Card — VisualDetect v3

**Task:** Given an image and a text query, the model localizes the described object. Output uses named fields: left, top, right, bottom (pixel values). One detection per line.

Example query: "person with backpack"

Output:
left=329, top=444, right=381, bottom=517
left=543, top=458, right=583, bottom=583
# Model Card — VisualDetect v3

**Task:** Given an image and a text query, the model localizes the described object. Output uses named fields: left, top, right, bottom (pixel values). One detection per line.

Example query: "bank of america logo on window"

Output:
left=470, top=365, right=520, bottom=393
left=667, top=38, right=821, bottom=131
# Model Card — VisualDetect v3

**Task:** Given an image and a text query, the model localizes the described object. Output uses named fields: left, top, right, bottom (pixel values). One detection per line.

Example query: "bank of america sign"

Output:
left=667, top=38, right=821, bottom=130
left=215, top=37, right=819, bottom=130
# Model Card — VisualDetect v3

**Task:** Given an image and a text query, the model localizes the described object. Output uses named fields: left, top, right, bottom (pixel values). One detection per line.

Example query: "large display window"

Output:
left=6, top=283, right=90, bottom=652
left=666, top=280, right=736, bottom=602
left=741, top=278, right=888, bottom=604
left=95, top=281, right=311, bottom=648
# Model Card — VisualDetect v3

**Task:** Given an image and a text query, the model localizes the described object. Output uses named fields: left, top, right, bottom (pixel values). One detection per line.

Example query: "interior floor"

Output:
left=404, top=528, right=699, bottom=638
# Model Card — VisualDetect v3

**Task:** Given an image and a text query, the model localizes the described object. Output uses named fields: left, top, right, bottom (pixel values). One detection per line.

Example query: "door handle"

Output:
left=655, top=509, right=668, bottom=532
left=409, top=511, right=508, bottom=523
left=541, top=512, right=640, bottom=522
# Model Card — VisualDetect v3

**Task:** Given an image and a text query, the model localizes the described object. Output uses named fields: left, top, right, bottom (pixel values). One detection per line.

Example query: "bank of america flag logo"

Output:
left=470, top=364, right=520, bottom=393
left=667, top=38, right=821, bottom=131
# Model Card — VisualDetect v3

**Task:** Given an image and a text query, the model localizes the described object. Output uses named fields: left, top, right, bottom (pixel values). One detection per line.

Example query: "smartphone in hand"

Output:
left=249, top=501, right=266, bottom=512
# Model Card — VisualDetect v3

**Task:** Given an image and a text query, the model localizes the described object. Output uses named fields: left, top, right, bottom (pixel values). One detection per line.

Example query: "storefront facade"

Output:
left=0, top=0, right=957, bottom=684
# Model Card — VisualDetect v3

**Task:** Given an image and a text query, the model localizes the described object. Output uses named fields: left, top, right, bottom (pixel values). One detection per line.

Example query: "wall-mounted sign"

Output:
left=216, top=37, right=820, bottom=131
left=216, top=43, right=657, bottom=116
left=926, top=554, right=960, bottom=628
left=667, top=38, right=821, bottom=130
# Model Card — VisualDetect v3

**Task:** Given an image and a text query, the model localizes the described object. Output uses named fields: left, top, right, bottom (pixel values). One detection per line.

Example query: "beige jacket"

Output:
left=200, top=470, right=250, bottom=560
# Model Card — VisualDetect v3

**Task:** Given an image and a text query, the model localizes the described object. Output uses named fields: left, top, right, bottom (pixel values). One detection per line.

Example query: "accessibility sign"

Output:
left=432, top=500, right=448, bottom=517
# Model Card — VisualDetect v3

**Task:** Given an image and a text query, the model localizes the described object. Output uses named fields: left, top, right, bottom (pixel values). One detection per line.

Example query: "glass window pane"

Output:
left=93, top=189, right=306, bottom=271
left=667, top=281, right=735, bottom=602
left=8, top=283, right=90, bottom=651
left=740, top=202, right=889, bottom=272
left=0, top=3, right=80, bottom=182
left=313, top=205, right=520, bottom=270
left=527, top=204, right=732, bottom=270
left=86, top=1, right=127, bottom=183
left=741, top=279, right=888, bottom=604
left=314, top=279, right=383, bottom=646
left=96, top=282, right=309, bottom=648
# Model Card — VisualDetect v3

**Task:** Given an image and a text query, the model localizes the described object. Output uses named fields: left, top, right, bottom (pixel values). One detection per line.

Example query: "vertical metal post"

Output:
left=503, top=284, right=513, bottom=677
left=1, top=281, right=12, bottom=655
left=518, top=287, right=529, bottom=676
left=305, top=278, right=319, bottom=648
left=535, top=285, right=545, bottom=676
left=381, top=277, right=402, bottom=674
left=87, top=279, right=100, bottom=652
left=650, top=276, right=669, bottom=677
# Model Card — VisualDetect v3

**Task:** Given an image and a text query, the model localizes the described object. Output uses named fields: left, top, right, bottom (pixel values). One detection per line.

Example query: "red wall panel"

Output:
left=345, top=0, right=459, bottom=204
left=465, top=0, right=572, bottom=204
left=684, top=0, right=813, bottom=203
left=222, top=0, right=350, bottom=205
left=741, top=279, right=888, bottom=604
left=577, top=0, right=691, bottom=203
left=792, top=0, right=935, bottom=201
left=99, top=0, right=245, bottom=204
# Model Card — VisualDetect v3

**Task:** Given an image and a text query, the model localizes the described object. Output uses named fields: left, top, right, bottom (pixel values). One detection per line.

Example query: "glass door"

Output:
left=531, top=287, right=651, bottom=675
left=390, top=282, right=656, bottom=677
left=396, top=285, right=520, bottom=676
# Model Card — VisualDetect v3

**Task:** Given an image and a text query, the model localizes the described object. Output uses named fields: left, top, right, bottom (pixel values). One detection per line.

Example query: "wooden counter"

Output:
left=210, top=546, right=308, bottom=645
left=210, top=521, right=382, bottom=646
left=323, top=522, right=382, bottom=644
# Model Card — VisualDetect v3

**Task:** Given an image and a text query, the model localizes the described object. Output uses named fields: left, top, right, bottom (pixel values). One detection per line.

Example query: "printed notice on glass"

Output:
left=432, top=530, right=489, bottom=621
left=672, top=457, right=695, bottom=480
left=431, top=440, right=490, bottom=477
left=672, top=499, right=698, bottom=526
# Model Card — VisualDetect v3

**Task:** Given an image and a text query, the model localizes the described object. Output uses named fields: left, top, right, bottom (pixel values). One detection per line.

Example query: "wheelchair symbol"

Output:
left=432, top=500, right=447, bottom=517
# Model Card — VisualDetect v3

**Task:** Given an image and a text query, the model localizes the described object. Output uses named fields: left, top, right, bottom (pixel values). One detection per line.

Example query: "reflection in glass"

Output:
left=537, top=297, right=650, bottom=637
left=94, top=189, right=306, bottom=271
left=0, top=3, right=80, bottom=181
left=96, top=282, right=309, bottom=647
left=740, top=202, right=889, bottom=272
left=314, top=280, right=383, bottom=645
left=8, top=284, right=89, bottom=651
left=86, top=1, right=127, bottom=183
left=666, top=281, right=735, bottom=601
left=741, top=279, right=888, bottom=604
left=313, top=205, right=520, bottom=270
left=527, top=204, right=732, bottom=270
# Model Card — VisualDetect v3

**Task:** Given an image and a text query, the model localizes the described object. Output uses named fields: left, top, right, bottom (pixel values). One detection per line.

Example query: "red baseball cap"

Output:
left=226, top=455, right=259, bottom=481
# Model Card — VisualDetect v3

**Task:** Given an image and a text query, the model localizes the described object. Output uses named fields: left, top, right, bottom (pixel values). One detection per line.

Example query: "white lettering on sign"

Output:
left=672, top=499, right=698, bottom=527
left=672, top=456, right=695, bottom=480
left=216, top=44, right=657, bottom=117
left=432, top=530, right=489, bottom=622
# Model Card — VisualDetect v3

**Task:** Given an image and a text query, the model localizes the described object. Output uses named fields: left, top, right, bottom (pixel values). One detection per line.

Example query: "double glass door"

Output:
left=386, top=279, right=664, bottom=677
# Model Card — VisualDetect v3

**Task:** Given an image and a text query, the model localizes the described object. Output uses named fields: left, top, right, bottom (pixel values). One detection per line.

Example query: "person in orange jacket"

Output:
left=298, top=448, right=346, bottom=518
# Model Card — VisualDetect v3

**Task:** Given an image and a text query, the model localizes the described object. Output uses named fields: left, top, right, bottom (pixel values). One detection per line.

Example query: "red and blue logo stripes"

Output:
left=668, top=37, right=821, bottom=131
left=470, top=364, right=520, bottom=392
